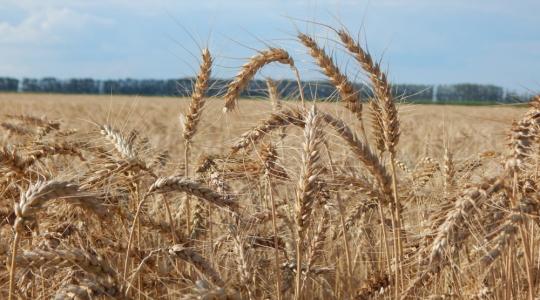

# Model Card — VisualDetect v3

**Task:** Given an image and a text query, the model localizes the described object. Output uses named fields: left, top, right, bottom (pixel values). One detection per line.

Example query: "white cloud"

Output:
left=0, top=7, right=113, bottom=45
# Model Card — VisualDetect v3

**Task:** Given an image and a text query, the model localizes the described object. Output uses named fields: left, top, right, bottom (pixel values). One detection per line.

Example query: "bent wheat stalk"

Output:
left=320, top=112, right=391, bottom=198
left=9, top=180, right=105, bottom=300
left=168, top=244, right=224, bottom=287
left=124, top=175, right=237, bottom=281
left=298, top=32, right=367, bottom=142
left=223, top=48, right=295, bottom=112
left=230, top=107, right=304, bottom=155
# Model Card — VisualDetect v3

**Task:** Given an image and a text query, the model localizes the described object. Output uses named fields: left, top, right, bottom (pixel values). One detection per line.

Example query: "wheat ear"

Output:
left=9, top=180, right=105, bottom=300
left=223, top=48, right=294, bottom=112
left=337, top=29, right=400, bottom=151
left=298, top=33, right=362, bottom=119
left=294, top=105, right=324, bottom=298
left=230, top=107, right=304, bottom=154
left=320, top=112, right=392, bottom=199
left=402, top=177, right=505, bottom=299
left=100, top=125, right=138, bottom=163
left=181, top=48, right=212, bottom=141
left=148, top=176, right=237, bottom=211
left=266, top=78, right=282, bottom=111
left=168, top=244, right=224, bottom=287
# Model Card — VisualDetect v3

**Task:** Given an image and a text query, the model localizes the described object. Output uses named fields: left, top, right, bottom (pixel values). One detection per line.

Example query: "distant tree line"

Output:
left=0, top=77, right=18, bottom=92
left=0, top=76, right=532, bottom=103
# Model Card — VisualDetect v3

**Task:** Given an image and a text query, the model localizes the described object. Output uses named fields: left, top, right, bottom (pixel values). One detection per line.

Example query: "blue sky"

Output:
left=0, top=0, right=539, bottom=91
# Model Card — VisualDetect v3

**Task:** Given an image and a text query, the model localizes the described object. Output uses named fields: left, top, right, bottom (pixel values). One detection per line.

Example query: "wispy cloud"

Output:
left=0, top=7, right=112, bottom=45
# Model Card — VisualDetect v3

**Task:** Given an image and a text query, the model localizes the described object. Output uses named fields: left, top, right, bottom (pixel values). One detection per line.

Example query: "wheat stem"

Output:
left=8, top=232, right=20, bottom=300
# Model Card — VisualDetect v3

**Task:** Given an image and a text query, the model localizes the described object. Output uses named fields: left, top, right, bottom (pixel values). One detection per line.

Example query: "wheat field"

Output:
left=0, top=28, right=539, bottom=300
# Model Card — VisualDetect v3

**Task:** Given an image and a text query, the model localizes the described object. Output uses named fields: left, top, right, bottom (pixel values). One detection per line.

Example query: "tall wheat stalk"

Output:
left=337, top=28, right=404, bottom=292
left=294, top=106, right=324, bottom=299
left=180, top=48, right=213, bottom=236
left=261, top=143, right=283, bottom=299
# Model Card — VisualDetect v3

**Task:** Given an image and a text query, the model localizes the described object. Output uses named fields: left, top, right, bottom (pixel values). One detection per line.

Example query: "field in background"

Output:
left=0, top=93, right=524, bottom=162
